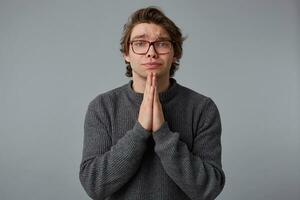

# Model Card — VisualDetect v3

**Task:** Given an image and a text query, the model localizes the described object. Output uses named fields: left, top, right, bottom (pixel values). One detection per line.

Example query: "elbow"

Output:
left=79, top=162, right=106, bottom=200
left=201, top=168, right=225, bottom=200
left=215, top=167, right=226, bottom=195
left=184, top=173, right=225, bottom=200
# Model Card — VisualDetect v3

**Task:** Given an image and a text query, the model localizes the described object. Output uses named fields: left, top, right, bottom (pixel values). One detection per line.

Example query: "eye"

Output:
left=133, top=41, right=147, bottom=47
left=156, top=41, right=170, bottom=48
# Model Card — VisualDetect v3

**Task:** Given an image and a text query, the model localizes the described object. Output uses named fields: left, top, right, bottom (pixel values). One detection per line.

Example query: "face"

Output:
left=124, top=23, right=176, bottom=80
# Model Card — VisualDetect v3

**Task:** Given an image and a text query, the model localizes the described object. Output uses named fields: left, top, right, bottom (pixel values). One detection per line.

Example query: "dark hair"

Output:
left=120, top=6, right=185, bottom=77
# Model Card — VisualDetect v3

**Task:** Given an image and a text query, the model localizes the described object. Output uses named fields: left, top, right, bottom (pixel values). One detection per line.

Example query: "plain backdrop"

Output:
left=0, top=0, right=299, bottom=200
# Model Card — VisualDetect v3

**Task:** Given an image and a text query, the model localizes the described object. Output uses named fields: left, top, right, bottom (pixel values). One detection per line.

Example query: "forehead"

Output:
left=130, top=23, right=170, bottom=40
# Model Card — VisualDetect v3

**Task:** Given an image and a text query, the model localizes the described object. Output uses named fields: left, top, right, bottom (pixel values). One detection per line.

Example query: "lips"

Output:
left=142, top=62, right=162, bottom=68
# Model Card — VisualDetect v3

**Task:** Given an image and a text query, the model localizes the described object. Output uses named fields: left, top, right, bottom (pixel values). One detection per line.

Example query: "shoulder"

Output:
left=88, top=83, right=128, bottom=111
left=176, top=83, right=211, bottom=105
left=175, top=83, right=220, bottom=115
left=176, top=83, right=221, bottom=129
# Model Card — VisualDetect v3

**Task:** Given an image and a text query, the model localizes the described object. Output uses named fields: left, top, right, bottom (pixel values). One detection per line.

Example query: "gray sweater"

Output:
left=79, top=79, right=225, bottom=200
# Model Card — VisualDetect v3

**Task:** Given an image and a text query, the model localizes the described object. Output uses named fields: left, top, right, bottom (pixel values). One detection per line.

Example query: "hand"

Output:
left=138, top=73, right=154, bottom=131
left=138, top=72, right=165, bottom=132
left=152, top=74, right=165, bottom=132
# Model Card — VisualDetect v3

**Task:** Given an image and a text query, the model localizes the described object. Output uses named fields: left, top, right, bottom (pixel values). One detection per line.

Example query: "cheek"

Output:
left=124, top=53, right=137, bottom=65
left=127, top=55, right=141, bottom=70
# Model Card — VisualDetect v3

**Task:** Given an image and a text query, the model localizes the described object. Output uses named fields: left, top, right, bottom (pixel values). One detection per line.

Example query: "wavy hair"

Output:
left=120, top=6, right=185, bottom=77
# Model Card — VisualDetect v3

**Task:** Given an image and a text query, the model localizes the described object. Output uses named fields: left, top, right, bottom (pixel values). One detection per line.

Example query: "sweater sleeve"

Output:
left=153, top=98, right=225, bottom=200
left=79, top=105, right=151, bottom=200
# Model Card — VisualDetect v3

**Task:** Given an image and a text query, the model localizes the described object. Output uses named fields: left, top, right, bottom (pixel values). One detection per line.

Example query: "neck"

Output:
left=132, top=73, right=170, bottom=93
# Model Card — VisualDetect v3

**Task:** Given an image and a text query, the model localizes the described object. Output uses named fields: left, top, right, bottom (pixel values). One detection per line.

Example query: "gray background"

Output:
left=1, top=0, right=299, bottom=199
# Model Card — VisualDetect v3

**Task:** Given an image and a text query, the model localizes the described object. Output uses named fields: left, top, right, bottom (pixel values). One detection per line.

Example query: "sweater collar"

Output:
left=126, top=78, right=179, bottom=104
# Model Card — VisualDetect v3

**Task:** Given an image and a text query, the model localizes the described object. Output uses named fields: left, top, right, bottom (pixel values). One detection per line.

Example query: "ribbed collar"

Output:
left=126, top=78, right=179, bottom=105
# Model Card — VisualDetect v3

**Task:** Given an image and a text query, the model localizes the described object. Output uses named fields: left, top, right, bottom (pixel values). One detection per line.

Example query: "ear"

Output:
left=124, top=54, right=130, bottom=63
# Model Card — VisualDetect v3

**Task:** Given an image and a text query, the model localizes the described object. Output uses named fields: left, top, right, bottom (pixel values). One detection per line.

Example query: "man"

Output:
left=80, top=6, right=225, bottom=200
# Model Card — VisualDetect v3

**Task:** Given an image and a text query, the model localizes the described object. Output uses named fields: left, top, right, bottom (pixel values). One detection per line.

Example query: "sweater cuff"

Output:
left=131, top=121, right=152, bottom=141
left=152, top=122, right=174, bottom=143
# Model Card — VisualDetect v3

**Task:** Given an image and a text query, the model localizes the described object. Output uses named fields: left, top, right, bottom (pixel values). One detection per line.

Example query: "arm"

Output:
left=153, top=98, right=225, bottom=200
left=79, top=105, right=151, bottom=200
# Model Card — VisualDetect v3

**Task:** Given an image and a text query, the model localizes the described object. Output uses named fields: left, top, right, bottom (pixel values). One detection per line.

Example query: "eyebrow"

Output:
left=130, top=34, right=171, bottom=41
left=131, top=34, right=146, bottom=41
left=156, top=36, right=171, bottom=40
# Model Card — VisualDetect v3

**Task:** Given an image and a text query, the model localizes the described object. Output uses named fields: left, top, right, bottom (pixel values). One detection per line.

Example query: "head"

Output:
left=120, top=6, right=184, bottom=78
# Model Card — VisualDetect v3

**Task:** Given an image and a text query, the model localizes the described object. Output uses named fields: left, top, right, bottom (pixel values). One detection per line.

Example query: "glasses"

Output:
left=129, top=40, right=173, bottom=55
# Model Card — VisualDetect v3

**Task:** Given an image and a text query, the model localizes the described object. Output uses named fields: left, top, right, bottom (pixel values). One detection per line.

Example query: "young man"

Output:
left=80, top=7, right=225, bottom=200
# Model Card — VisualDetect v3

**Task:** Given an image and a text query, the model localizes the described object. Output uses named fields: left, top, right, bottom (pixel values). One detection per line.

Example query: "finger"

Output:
left=149, top=72, right=153, bottom=86
left=144, top=72, right=151, bottom=96
left=149, top=84, right=155, bottom=102
left=149, top=72, right=155, bottom=101
left=152, top=72, right=156, bottom=88
left=153, top=85, right=157, bottom=103
left=148, top=74, right=155, bottom=104
left=153, top=83, right=159, bottom=105
left=153, top=74, right=159, bottom=100
left=145, top=77, right=155, bottom=107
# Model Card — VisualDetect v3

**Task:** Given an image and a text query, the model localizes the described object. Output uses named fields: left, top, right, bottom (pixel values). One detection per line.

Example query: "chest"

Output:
left=109, top=103, right=195, bottom=151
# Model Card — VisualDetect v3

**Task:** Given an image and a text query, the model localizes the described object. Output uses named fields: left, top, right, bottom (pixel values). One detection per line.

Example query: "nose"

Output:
left=146, top=44, right=158, bottom=58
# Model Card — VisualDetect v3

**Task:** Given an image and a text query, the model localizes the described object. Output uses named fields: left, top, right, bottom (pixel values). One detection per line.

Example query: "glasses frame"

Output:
left=129, top=40, right=174, bottom=55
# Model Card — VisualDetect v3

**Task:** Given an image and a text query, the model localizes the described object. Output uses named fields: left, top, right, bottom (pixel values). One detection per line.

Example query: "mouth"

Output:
left=142, top=62, right=162, bottom=69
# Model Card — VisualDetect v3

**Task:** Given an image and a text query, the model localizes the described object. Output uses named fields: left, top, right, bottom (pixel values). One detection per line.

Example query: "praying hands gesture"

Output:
left=138, top=72, right=165, bottom=133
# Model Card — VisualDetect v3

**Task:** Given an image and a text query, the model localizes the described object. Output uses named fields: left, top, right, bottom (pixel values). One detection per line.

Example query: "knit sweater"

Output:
left=79, top=78, right=225, bottom=200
